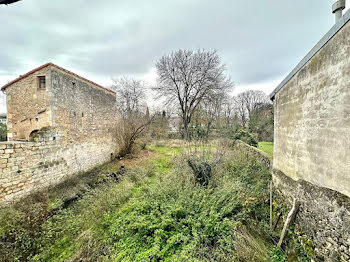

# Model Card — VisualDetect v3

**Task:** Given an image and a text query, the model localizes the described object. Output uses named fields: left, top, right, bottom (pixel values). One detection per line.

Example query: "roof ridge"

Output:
left=1, top=63, right=115, bottom=95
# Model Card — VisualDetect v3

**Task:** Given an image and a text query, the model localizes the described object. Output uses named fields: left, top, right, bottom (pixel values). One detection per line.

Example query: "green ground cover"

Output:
left=258, top=142, right=274, bottom=158
left=0, top=140, right=310, bottom=262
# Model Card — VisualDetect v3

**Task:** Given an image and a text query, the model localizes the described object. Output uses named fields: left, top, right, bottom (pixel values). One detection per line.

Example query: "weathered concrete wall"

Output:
left=272, top=14, right=350, bottom=261
left=6, top=67, right=52, bottom=140
left=273, top=20, right=350, bottom=198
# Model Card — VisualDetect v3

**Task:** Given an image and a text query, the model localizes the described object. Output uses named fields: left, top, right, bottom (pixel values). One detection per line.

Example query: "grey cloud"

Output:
left=0, top=0, right=343, bottom=86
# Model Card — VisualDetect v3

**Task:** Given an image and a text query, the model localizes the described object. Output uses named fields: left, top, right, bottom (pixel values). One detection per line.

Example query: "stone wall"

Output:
left=1, top=64, right=121, bottom=203
left=273, top=169, right=350, bottom=262
left=233, top=140, right=271, bottom=169
left=0, top=140, right=63, bottom=202
left=0, top=136, right=116, bottom=203
left=6, top=66, right=52, bottom=141
left=50, top=67, right=119, bottom=146
left=269, top=10, right=350, bottom=261
left=236, top=141, right=350, bottom=261
left=273, top=18, right=350, bottom=198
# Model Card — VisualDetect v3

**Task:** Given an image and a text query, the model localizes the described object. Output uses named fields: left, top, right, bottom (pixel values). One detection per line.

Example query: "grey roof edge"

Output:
left=270, top=9, right=350, bottom=100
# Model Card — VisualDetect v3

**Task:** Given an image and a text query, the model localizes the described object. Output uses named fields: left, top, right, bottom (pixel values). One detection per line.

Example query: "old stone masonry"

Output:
left=0, top=63, right=120, bottom=203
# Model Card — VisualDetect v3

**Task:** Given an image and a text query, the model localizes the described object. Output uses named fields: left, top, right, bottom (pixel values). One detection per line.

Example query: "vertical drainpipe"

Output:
left=332, top=0, right=346, bottom=23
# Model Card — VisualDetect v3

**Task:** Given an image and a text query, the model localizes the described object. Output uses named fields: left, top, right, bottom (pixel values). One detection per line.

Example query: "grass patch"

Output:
left=258, top=142, right=274, bottom=158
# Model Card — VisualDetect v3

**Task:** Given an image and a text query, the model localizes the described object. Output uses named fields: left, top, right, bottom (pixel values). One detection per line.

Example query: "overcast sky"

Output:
left=0, top=0, right=348, bottom=113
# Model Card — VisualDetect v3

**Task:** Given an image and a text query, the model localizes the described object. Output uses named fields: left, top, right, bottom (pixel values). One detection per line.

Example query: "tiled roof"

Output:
left=1, top=63, right=115, bottom=95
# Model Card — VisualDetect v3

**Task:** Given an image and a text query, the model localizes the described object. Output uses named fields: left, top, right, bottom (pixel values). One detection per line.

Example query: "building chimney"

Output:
left=332, top=0, right=346, bottom=23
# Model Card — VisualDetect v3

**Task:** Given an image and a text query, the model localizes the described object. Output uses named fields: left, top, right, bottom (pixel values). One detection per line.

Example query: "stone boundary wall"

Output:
left=273, top=169, right=350, bottom=261
left=0, top=139, right=117, bottom=204
left=233, top=140, right=271, bottom=169
left=235, top=140, right=350, bottom=261
left=0, top=141, right=64, bottom=202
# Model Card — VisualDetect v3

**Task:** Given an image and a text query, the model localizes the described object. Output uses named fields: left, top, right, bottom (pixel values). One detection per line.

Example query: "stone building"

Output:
left=270, top=3, right=350, bottom=261
left=0, top=63, right=120, bottom=203
left=2, top=63, right=118, bottom=142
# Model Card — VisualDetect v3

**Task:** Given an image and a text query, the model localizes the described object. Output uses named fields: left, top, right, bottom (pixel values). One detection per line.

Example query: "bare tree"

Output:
left=222, top=97, right=234, bottom=128
left=153, top=49, right=233, bottom=139
left=112, top=77, right=146, bottom=115
left=112, top=77, right=153, bottom=156
left=233, top=95, right=248, bottom=128
left=233, top=90, right=269, bottom=128
left=201, top=91, right=228, bottom=136
left=241, top=90, right=269, bottom=117
left=117, top=113, right=155, bottom=157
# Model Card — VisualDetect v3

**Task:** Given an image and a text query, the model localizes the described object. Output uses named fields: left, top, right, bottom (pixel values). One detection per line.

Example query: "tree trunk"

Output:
left=206, top=122, right=212, bottom=138
left=183, top=119, right=188, bottom=140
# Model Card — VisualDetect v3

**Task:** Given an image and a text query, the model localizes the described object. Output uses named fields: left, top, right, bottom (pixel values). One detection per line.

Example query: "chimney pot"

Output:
left=332, top=0, right=346, bottom=23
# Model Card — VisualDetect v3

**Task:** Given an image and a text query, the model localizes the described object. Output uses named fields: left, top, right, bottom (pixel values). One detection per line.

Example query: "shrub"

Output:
left=102, top=182, right=241, bottom=261
left=0, top=192, right=50, bottom=262
left=231, top=130, right=258, bottom=147
left=116, top=114, right=154, bottom=157
left=1, top=142, right=310, bottom=261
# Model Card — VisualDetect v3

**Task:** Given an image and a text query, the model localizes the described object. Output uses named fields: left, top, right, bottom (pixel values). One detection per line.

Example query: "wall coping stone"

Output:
left=233, top=140, right=271, bottom=169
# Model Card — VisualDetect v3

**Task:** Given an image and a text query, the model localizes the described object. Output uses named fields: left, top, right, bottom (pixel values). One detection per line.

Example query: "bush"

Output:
left=0, top=192, right=50, bottom=262
left=187, top=159, right=212, bottom=187
left=116, top=115, right=152, bottom=157
left=102, top=180, right=241, bottom=261
left=231, top=130, right=258, bottom=147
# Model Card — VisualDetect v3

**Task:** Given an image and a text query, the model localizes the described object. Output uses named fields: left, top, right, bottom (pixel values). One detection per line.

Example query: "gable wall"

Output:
left=1, top=65, right=121, bottom=203
left=6, top=67, right=52, bottom=140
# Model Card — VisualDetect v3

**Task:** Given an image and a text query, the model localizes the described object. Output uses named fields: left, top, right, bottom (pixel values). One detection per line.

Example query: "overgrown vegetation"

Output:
left=248, top=102, right=274, bottom=142
left=231, top=129, right=258, bottom=147
left=0, top=123, right=7, bottom=141
left=0, top=141, right=310, bottom=261
left=112, top=77, right=155, bottom=157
